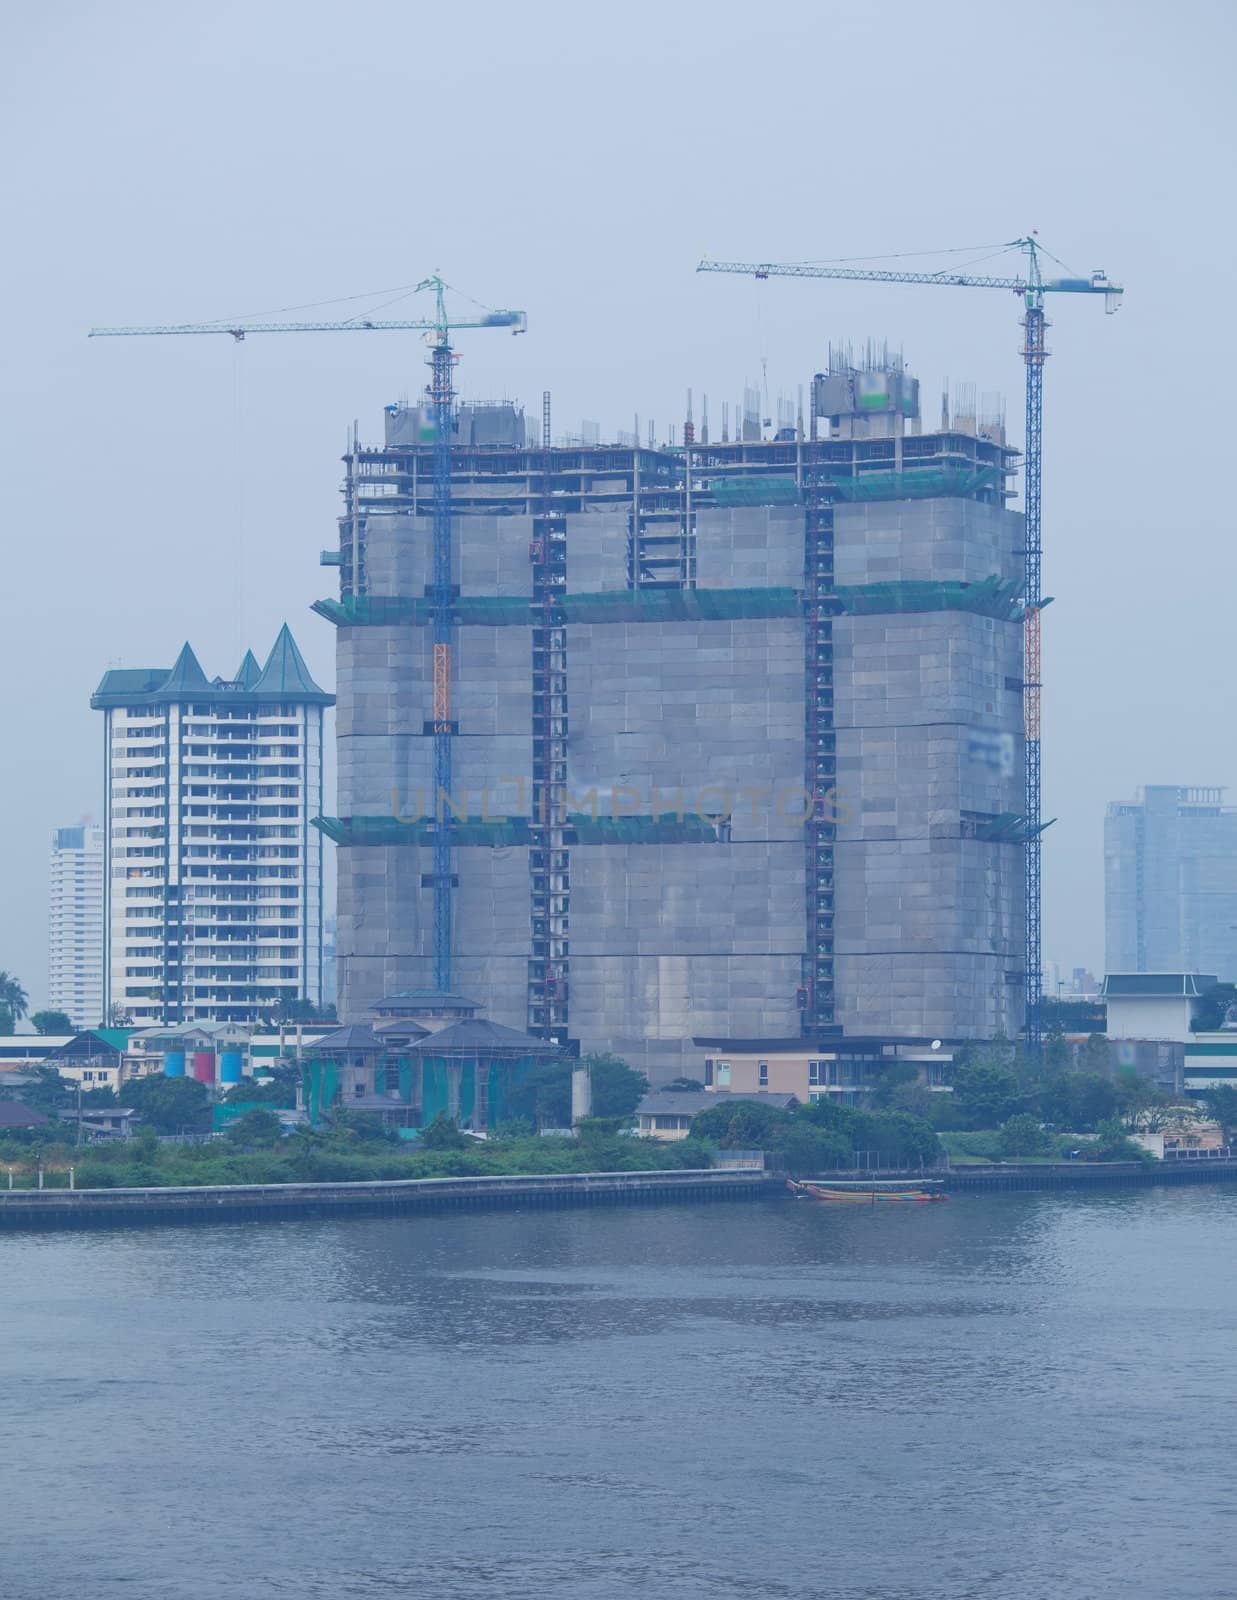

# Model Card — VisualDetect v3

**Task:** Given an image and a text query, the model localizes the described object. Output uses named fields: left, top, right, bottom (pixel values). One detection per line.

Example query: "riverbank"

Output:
left=3, top=1156, right=1237, bottom=1229
left=0, top=1166, right=765, bottom=1227
left=942, top=1157, right=1237, bottom=1191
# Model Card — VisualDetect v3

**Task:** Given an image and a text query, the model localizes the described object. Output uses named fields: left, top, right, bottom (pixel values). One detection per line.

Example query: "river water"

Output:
left=2, top=1187, right=1232, bottom=1599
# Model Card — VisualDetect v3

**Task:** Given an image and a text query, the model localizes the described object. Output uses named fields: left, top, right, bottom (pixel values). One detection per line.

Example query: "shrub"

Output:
left=998, top=1113, right=1055, bottom=1159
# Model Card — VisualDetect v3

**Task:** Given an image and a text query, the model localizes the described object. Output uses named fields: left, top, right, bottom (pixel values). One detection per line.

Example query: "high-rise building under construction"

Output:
left=316, top=356, right=1028, bottom=1078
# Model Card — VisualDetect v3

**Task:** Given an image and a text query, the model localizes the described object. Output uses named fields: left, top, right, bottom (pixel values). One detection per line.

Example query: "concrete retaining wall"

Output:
left=0, top=1167, right=770, bottom=1229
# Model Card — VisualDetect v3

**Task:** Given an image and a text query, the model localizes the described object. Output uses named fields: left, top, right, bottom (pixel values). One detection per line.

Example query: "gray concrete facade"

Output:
left=831, top=499, right=1025, bottom=1039
left=332, top=436, right=1027, bottom=1075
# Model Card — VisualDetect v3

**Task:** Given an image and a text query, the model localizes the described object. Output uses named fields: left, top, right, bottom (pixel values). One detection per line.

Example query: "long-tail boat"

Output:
left=787, top=1177, right=948, bottom=1204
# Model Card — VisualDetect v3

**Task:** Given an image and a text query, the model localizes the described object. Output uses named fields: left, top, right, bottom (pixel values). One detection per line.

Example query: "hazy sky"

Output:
left=1, top=0, right=1233, bottom=1008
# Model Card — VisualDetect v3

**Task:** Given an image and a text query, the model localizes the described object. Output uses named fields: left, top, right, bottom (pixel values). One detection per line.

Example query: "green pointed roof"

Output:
left=156, top=643, right=211, bottom=698
left=91, top=631, right=333, bottom=711
left=251, top=625, right=332, bottom=703
left=235, top=649, right=262, bottom=688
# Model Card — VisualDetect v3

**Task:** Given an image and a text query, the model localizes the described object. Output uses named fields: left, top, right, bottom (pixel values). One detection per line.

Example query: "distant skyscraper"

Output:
left=1105, top=787, right=1237, bottom=978
left=48, top=823, right=105, bottom=1028
left=91, top=628, right=333, bottom=1027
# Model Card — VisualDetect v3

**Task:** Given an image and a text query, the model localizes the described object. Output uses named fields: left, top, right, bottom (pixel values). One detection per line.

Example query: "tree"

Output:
left=998, top=1113, right=1054, bottom=1159
left=18, top=1066, right=74, bottom=1113
left=1188, top=982, right=1237, bottom=1034
left=1041, top=1072, right=1116, bottom=1132
left=0, top=970, right=29, bottom=1035
left=119, top=1075, right=210, bottom=1133
left=322, top=1109, right=399, bottom=1146
left=223, top=1108, right=284, bottom=1148
left=950, top=1058, right=1023, bottom=1128
left=849, top=1108, right=941, bottom=1166
left=271, top=997, right=337, bottom=1025
left=664, top=1077, right=705, bottom=1092
left=583, top=1053, right=649, bottom=1119
left=507, top=1061, right=572, bottom=1128
left=1040, top=996, right=1106, bottom=1034
left=888, top=1080, right=934, bottom=1120
left=30, top=1010, right=74, bottom=1035
left=1076, top=1117, right=1151, bottom=1163
left=691, top=1098, right=794, bottom=1148
left=777, top=1122, right=852, bottom=1176
left=1044, top=1025, right=1071, bottom=1075
left=416, top=1112, right=471, bottom=1150
left=1204, top=1085, right=1237, bottom=1148
left=1112, top=1068, right=1161, bottom=1125
left=865, top=1060, right=919, bottom=1109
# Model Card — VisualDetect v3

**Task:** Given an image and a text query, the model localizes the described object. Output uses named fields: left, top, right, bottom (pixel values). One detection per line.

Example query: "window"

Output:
left=758, top=1061, right=769, bottom=1087
left=715, top=1061, right=731, bottom=1087
left=704, top=1058, right=713, bottom=1087
left=808, top=1060, right=824, bottom=1087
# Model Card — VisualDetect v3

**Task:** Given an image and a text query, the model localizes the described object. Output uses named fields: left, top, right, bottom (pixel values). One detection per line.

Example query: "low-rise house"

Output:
left=1131, top=1120, right=1228, bottom=1161
left=0, top=1035, right=72, bottom=1067
left=0, top=1101, right=51, bottom=1131
left=1100, top=973, right=1226, bottom=1095
left=691, top=1038, right=951, bottom=1106
left=297, top=997, right=561, bottom=1132
left=635, top=1089, right=798, bottom=1141
left=1102, top=972, right=1219, bottom=1040
left=59, top=1107, right=141, bottom=1142
left=42, top=1030, right=134, bottom=1095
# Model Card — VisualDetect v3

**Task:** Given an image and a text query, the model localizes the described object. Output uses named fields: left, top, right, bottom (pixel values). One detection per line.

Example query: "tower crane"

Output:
left=698, top=239, right=1122, bottom=1051
left=92, top=275, right=527, bottom=995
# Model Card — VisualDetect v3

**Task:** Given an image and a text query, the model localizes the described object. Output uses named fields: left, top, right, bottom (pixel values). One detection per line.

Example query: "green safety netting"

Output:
left=397, top=1058, right=415, bottom=1103
left=301, top=1059, right=340, bottom=1126
left=312, top=596, right=433, bottom=626
left=827, top=574, right=1023, bottom=621
left=709, top=475, right=802, bottom=506
left=313, top=814, right=722, bottom=848
left=563, top=587, right=800, bottom=623
left=314, top=588, right=802, bottom=628
left=413, top=1056, right=538, bottom=1131
left=830, top=464, right=1001, bottom=502
left=568, top=813, right=719, bottom=843
left=460, top=596, right=535, bottom=624
left=419, top=1059, right=451, bottom=1124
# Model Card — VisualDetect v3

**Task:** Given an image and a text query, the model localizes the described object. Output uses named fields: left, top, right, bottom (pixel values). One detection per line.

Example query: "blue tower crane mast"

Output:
left=698, top=238, right=1122, bottom=1053
left=92, top=275, right=527, bottom=996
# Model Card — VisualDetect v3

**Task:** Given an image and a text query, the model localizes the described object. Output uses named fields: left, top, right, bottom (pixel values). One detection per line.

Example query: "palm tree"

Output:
left=0, top=971, right=28, bottom=1026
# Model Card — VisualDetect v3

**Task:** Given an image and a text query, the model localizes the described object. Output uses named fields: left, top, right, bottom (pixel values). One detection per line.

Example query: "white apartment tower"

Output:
left=92, top=628, right=333, bottom=1027
left=48, top=823, right=105, bottom=1028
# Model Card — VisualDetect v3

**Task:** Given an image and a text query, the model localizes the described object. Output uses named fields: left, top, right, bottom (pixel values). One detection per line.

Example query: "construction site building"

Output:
left=317, top=362, right=1027, bottom=1079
